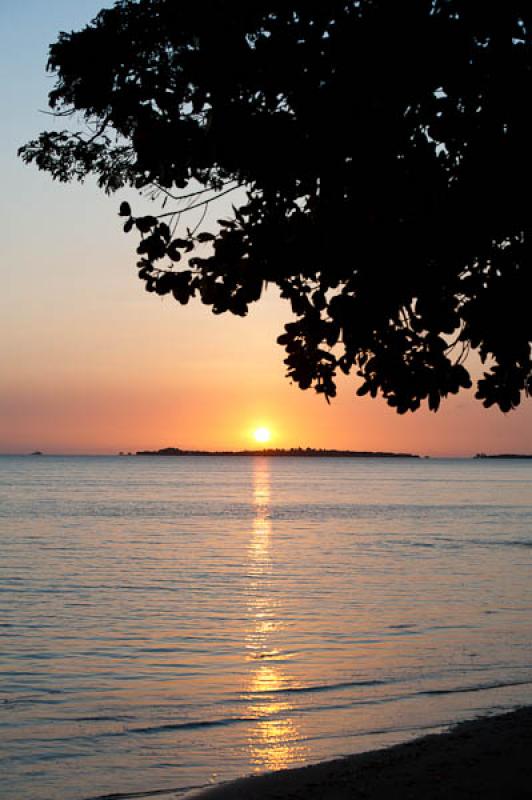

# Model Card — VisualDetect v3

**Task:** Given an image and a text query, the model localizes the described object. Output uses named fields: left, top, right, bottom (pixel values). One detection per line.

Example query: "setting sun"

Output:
left=253, top=427, right=272, bottom=444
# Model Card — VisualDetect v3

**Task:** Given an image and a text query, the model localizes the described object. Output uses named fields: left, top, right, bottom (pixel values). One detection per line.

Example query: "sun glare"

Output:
left=253, top=427, right=272, bottom=445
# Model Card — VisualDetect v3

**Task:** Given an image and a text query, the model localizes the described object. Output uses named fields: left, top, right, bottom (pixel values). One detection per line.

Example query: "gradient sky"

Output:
left=1, top=0, right=532, bottom=456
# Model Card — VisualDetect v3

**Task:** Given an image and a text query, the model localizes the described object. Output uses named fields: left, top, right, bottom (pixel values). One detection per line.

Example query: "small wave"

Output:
left=490, top=539, right=532, bottom=548
left=1, top=693, right=44, bottom=707
left=73, top=715, right=135, bottom=723
left=247, top=678, right=388, bottom=697
left=416, top=677, right=532, bottom=698
left=1, top=687, right=63, bottom=707
left=130, top=716, right=256, bottom=735
left=82, top=783, right=208, bottom=800
left=249, top=650, right=282, bottom=660
left=9, top=498, right=532, bottom=524
left=8, top=715, right=258, bottom=746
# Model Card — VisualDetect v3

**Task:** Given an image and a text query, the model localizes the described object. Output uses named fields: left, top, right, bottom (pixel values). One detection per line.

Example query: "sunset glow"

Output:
left=253, top=427, right=272, bottom=445
left=2, top=1, right=532, bottom=459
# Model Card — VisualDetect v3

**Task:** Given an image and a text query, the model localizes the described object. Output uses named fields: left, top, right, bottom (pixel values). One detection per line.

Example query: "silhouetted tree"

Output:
left=20, top=1, right=532, bottom=412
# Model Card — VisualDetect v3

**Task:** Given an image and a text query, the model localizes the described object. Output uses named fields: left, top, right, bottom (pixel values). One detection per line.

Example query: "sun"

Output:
left=253, top=427, right=272, bottom=445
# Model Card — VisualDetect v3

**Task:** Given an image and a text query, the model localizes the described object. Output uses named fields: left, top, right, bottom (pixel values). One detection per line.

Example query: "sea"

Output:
left=1, top=455, right=531, bottom=800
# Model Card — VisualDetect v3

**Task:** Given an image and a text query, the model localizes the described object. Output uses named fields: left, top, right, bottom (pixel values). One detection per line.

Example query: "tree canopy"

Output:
left=19, top=0, right=532, bottom=412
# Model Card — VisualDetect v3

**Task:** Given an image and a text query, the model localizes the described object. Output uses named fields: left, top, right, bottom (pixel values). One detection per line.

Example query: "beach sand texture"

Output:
left=193, top=707, right=532, bottom=800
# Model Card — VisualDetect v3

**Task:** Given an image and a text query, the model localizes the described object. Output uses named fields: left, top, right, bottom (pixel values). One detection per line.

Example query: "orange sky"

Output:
left=2, top=0, right=532, bottom=457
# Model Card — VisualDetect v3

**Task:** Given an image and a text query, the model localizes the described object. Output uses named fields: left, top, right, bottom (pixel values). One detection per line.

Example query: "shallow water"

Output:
left=1, top=455, right=531, bottom=800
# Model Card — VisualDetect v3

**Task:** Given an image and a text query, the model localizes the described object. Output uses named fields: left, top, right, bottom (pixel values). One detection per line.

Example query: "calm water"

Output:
left=1, top=455, right=532, bottom=800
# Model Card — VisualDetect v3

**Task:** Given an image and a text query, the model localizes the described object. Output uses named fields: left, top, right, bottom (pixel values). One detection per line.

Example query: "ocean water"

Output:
left=1, top=455, right=531, bottom=800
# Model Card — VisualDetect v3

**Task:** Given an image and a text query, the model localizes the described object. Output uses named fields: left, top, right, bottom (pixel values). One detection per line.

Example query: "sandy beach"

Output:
left=192, top=707, right=532, bottom=800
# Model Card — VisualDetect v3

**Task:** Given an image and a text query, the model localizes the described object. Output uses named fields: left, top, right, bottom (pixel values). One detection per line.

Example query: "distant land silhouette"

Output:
left=135, top=447, right=419, bottom=458
left=475, top=453, right=532, bottom=459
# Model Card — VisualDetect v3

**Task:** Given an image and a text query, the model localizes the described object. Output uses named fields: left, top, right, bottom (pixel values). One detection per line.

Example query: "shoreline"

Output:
left=188, top=706, right=532, bottom=799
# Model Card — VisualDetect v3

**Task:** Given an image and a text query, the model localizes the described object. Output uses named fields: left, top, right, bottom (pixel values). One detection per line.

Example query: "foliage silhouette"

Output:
left=19, top=1, right=532, bottom=412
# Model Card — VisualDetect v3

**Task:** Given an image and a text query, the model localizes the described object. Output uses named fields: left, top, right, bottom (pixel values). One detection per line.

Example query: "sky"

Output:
left=1, top=0, right=532, bottom=457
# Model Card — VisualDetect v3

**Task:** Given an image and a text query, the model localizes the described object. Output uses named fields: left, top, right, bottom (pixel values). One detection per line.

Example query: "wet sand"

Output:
left=191, top=707, right=532, bottom=799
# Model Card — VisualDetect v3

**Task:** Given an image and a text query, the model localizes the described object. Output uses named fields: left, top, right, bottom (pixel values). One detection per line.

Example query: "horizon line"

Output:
left=2, top=449, right=532, bottom=459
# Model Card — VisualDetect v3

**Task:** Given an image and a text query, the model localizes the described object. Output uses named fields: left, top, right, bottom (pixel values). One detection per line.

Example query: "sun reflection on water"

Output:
left=243, top=460, right=308, bottom=773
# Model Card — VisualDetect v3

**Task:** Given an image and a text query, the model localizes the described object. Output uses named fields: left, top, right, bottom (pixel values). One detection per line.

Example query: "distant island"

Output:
left=136, top=447, right=419, bottom=458
left=475, top=453, right=532, bottom=459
